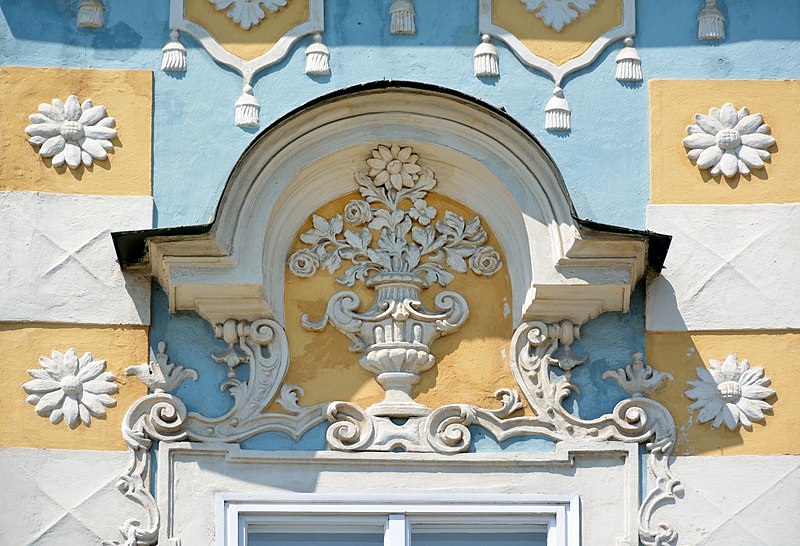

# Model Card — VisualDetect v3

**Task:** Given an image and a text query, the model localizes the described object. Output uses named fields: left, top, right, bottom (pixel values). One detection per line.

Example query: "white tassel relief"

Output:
left=615, top=37, right=642, bottom=82
left=474, top=35, right=499, bottom=78
left=161, top=31, right=187, bottom=73
left=235, top=84, right=260, bottom=129
left=305, top=34, right=330, bottom=76
left=698, top=0, right=725, bottom=41
left=545, top=87, right=571, bottom=131
left=390, top=0, right=416, bottom=35
left=77, top=0, right=105, bottom=29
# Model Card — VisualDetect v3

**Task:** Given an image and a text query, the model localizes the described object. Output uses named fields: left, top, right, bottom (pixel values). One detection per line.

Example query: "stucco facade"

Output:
left=1, top=1, right=798, bottom=545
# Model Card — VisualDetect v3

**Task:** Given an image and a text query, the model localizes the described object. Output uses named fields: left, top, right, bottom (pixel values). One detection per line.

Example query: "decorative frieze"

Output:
left=25, top=95, right=117, bottom=170
left=23, top=349, right=118, bottom=429
left=683, top=103, right=775, bottom=178
left=685, top=353, right=775, bottom=431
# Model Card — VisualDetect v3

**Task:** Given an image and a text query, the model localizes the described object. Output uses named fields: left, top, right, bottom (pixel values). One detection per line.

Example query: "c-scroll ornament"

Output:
left=108, top=146, right=680, bottom=545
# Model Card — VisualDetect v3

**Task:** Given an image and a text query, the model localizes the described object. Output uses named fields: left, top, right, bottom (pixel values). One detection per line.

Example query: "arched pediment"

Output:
left=122, top=82, right=658, bottom=326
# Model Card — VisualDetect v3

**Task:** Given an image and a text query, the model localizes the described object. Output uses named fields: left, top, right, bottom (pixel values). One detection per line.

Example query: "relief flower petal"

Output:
left=682, top=133, right=715, bottom=149
left=740, top=133, right=776, bottom=149
left=734, top=113, right=763, bottom=135
left=694, top=113, right=723, bottom=135
left=39, top=135, right=66, bottom=157
left=695, top=146, right=723, bottom=168
left=719, top=103, right=739, bottom=128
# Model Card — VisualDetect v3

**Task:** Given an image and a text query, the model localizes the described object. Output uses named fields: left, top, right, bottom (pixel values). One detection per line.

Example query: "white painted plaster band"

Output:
left=646, top=203, right=800, bottom=332
left=0, top=191, right=152, bottom=325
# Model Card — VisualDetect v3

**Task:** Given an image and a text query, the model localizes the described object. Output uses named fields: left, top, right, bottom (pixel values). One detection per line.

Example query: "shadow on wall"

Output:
left=3, top=0, right=797, bottom=53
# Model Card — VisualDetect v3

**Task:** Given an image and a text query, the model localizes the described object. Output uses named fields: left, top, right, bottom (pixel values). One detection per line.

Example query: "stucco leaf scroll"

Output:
left=209, top=0, right=288, bottom=30
left=289, top=144, right=500, bottom=419
left=110, top=146, right=679, bottom=545
left=520, top=0, right=598, bottom=32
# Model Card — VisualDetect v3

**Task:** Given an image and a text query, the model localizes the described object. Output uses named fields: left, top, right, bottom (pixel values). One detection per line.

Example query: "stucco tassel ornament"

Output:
left=390, top=0, right=416, bottom=35
left=235, top=84, right=259, bottom=129
left=615, top=37, right=642, bottom=82
left=698, top=0, right=725, bottom=41
left=77, top=0, right=105, bottom=28
left=545, top=87, right=571, bottom=131
left=474, top=35, right=499, bottom=78
left=305, top=34, right=330, bottom=76
left=161, top=31, right=187, bottom=73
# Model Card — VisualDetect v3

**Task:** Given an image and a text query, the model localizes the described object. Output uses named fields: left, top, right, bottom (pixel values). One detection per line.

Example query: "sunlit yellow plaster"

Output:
left=185, top=0, right=310, bottom=61
left=0, top=324, right=148, bottom=451
left=0, top=67, right=152, bottom=196
left=646, top=331, right=800, bottom=456
left=650, top=79, right=800, bottom=204
left=279, top=192, right=523, bottom=414
left=492, top=0, right=622, bottom=66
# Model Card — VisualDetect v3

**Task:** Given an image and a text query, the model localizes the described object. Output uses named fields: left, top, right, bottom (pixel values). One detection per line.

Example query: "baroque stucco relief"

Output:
left=112, top=86, right=672, bottom=545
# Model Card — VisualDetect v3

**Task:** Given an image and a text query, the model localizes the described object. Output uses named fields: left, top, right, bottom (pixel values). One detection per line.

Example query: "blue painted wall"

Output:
left=2, top=0, right=798, bottom=451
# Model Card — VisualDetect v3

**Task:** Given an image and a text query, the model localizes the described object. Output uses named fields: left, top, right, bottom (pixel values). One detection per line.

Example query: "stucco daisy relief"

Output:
left=685, top=354, right=775, bottom=431
left=683, top=103, right=775, bottom=178
left=25, top=95, right=117, bottom=170
left=22, top=348, right=118, bottom=429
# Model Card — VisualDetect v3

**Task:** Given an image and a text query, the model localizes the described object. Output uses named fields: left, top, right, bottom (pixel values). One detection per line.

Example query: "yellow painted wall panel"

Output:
left=279, top=192, right=522, bottom=413
left=493, top=0, right=623, bottom=66
left=650, top=79, right=800, bottom=204
left=0, top=324, right=148, bottom=451
left=0, top=67, right=152, bottom=196
left=185, top=0, right=310, bottom=61
left=646, top=331, right=800, bottom=456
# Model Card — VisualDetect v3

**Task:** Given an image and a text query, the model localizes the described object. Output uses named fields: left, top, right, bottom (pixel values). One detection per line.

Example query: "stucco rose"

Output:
left=343, top=199, right=373, bottom=225
left=469, top=246, right=502, bottom=276
left=288, top=249, right=319, bottom=278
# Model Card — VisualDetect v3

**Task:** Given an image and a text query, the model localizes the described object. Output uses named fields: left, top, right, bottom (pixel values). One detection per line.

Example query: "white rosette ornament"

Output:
left=23, top=348, right=118, bottom=429
left=685, top=354, right=775, bottom=431
left=683, top=102, right=775, bottom=178
left=25, top=95, right=117, bottom=169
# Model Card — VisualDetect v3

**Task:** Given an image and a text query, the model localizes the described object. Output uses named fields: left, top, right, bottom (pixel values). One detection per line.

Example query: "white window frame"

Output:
left=217, top=494, right=580, bottom=546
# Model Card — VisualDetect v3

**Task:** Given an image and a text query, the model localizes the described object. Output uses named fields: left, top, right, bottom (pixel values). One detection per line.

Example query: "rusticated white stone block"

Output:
left=0, top=447, right=132, bottom=545
left=0, top=191, right=152, bottom=325
left=646, top=204, right=800, bottom=331
left=659, top=455, right=800, bottom=545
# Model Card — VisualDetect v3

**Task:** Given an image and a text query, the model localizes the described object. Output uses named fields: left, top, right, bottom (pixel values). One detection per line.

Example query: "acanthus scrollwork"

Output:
left=108, top=143, right=680, bottom=545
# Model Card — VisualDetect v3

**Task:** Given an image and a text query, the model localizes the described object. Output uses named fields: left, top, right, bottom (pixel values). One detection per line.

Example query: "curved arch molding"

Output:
left=117, top=83, right=658, bottom=328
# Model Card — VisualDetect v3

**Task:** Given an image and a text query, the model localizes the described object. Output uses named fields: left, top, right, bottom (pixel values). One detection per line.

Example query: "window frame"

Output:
left=216, top=493, right=580, bottom=546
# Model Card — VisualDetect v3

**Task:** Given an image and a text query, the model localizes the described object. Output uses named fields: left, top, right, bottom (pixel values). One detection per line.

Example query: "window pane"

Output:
left=248, top=531, right=384, bottom=546
left=412, top=529, right=547, bottom=546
